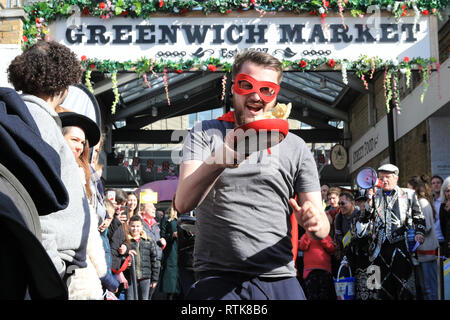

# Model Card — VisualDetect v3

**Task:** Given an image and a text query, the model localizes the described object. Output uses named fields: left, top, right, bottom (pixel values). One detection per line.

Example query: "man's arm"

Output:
left=290, top=191, right=330, bottom=240
left=175, top=129, right=242, bottom=214
left=175, top=159, right=224, bottom=214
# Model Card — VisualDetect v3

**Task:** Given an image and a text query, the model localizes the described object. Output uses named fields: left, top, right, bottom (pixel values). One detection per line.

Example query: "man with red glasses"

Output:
left=175, top=50, right=329, bottom=300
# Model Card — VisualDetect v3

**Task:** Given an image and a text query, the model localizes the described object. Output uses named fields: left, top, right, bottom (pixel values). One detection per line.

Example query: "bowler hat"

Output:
left=355, top=195, right=368, bottom=202
left=58, top=112, right=100, bottom=147
left=378, top=163, right=399, bottom=176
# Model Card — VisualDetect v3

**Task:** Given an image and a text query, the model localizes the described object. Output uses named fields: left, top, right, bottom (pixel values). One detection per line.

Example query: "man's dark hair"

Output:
left=431, top=175, right=443, bottom=184
left=7, top=40, right=82, bottom=97
left=129, top=215, right=143, bottom=224
left=339, top=192, right=354, bottom=202
left=232, top=50, right=283, bottom=83
left=115, top=189, right=128, bottom=204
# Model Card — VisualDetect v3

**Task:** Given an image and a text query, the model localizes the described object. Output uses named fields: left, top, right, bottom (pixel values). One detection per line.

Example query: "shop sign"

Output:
left=49, top=15, right=433, bottom=62
left=349, top=116, right=388, bottom=173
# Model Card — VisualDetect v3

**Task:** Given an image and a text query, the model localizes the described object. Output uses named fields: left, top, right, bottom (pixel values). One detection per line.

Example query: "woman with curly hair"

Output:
left=7, top=40, right=92, bottom=295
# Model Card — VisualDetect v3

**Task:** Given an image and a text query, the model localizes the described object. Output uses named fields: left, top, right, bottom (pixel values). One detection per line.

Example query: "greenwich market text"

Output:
left=66, top=23, right=420, bottom=45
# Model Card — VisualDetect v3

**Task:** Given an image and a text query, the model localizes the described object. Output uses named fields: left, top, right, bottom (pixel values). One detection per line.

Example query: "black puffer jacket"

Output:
left=128, top=233, right=159, bottom=282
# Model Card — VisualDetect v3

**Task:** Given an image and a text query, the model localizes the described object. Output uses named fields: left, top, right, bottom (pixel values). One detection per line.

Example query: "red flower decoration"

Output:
left=403, top=57, right=410, bottom=62
left=422, top=10, right=429, bottom=15
left=90, top=64, right=96, bottom=69
left=176, top=69, right=183, bottom=74
left=321, top=13, right=327, bottom=18
left=323, top=1, right=330, bottom=7
left=82, top=7, right=90, bottom=15
left=180, top=7, right=188, bottom=14
left=159, top=0, right=164, bottom=8
left=208, top=64, right=217, bottom=72
left=99, top=2, right=106, bottom=9
left=309, top=9, right=317, bottom=15
left=226, top=9, right=232, bottom=14
left=35, top=17, right=40, bottom=24
left=81, top=55, right=87, bottom=61
left=328, top=59, right=336, bottom=68
left=299, top=60, right=307, bottom=68
left=22, top=36, right=28, bottom=42
left=250, top=0, right=256, bottom=4
left=121, top=10, right=128, bottom=16
left=401, top=10, right=407, bottom=16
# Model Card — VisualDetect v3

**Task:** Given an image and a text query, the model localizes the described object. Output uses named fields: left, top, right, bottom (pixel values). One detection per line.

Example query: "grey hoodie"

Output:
left=417, top=198, right=439, bottom=263
left=22, top=94, right=90, bottom=277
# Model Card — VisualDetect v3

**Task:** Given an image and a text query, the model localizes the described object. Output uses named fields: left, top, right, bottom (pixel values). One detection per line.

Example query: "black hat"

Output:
left=355, top=195, right=368, bottom=202
left=58, top=112, right=100, bottom=147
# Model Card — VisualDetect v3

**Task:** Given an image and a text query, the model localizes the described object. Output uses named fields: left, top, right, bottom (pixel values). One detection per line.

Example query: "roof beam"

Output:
left=280, top=81, right=349, bottom=121
left=318, top=71, right=368, bottom=94
left=93, top=73, right=138, bottom=95
left=124, top=92, right=222, bottom=129
left=114, top=72, right=223, bottom=120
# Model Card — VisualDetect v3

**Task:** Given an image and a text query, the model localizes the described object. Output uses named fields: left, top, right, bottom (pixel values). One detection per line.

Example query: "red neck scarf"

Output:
left=217, top=110, right=236, bottom=123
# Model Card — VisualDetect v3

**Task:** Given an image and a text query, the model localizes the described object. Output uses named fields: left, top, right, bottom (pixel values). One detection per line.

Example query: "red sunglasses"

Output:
left=233, top=73, right=280, bottom=103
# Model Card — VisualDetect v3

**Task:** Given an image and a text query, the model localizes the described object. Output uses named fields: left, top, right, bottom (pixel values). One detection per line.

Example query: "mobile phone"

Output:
left=107, top=190, right=116, bottom=202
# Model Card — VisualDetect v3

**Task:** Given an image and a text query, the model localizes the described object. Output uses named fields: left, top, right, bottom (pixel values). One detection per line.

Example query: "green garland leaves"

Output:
left=22, top=0, right=448, bottom=45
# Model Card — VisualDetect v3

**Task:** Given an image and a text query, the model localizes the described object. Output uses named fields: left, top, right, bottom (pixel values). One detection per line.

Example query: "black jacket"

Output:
left=0, top=87, right=68, bottom=215
left=129, top=234, right=160, bottom=282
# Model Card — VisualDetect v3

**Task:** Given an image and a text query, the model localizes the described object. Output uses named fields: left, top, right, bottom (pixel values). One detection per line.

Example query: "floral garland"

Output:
left=20, top=0, right=447, bottom=114
left=110, top=71, right=120, bottom=114
left=22, top=0, right=447, bottom=46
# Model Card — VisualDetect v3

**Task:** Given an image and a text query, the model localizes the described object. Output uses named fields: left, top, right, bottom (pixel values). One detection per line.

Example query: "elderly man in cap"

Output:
left=358, top=164, right=425, bottom=300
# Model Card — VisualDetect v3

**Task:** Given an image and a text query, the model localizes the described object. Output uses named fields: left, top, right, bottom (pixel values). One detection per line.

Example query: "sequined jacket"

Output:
left=360, top=186, right=426, bottom=242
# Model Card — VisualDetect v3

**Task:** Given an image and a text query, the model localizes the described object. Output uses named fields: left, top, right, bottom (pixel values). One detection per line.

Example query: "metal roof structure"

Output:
left=92, top=69, right=365, bottom=144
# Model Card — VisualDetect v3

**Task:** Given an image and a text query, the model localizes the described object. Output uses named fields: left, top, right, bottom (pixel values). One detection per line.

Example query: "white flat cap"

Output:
left=378, top=164, right=399, bottom=176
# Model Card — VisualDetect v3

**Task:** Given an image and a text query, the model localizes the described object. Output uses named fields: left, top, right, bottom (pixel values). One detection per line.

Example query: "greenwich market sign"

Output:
left=51, top=15, right=434, bottom=63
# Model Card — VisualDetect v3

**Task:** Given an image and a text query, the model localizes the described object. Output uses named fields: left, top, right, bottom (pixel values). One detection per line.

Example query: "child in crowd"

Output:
left=299, top=232, right=337, bottom=300
left=126, top=215, right=160, bottom=300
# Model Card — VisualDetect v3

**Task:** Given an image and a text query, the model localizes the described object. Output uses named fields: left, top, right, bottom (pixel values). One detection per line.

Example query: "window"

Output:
left=188, top=107, right=224, bottom=129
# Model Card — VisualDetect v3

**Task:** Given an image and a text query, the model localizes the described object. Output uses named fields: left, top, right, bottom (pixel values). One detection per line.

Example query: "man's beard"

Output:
left=233, top=107, right=245, bottom=126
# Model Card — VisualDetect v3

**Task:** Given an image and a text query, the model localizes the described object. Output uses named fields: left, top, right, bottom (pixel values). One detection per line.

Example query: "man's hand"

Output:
left=415, top=234, right=425, bottom=244
left=289, top=198, right=330, bottom=240
left=207, top=129, right=247, bottom=169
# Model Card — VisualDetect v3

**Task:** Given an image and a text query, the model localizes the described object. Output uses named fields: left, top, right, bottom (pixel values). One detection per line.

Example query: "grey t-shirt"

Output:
left=182, top=119, right=320, bottom=278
